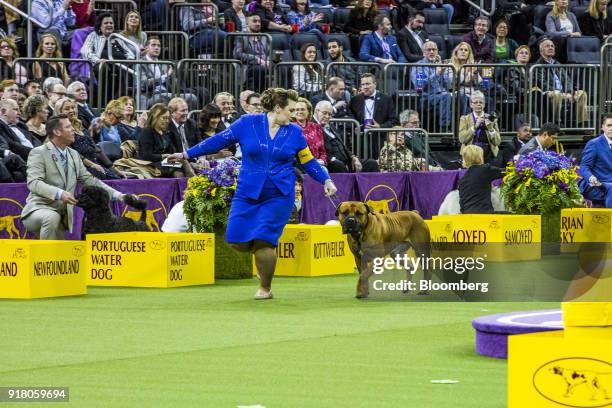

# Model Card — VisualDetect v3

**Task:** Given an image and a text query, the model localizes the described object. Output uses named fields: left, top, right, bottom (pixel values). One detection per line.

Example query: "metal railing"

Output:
left=95, top=0, right=138, bottom=21
left=107, top=32, right=141, bottom=60
left=600, top=43, right=612, bottom=128
left=171, top=3, right=220, bottom=58
left=176, top=59, right=243, bottom=107
left=274, top=62, right=325, bottom=101
left=329, top=118, right=361, bottom=154
left=147, top=31, right=190, bottom=62
left=0, top=0, right=50, bottom=57
left=325, top=62, right=381, bottom=93
left=363, top=127, right=430, bottom=167
left=224, top=33, right=274, bottom=92
left=463, top=0, right=496, bottom=17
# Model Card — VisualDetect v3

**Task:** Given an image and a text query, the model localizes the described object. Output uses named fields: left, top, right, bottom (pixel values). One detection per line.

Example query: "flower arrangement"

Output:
left=500, top=150, right=583, bottom=215
left=183, top=159, right=240, bottom=233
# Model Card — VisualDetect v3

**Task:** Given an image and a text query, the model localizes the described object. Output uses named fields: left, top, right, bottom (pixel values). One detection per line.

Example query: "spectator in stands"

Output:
left=411, top=41, right=453, bottom=130
left=167, top=97, right=202, bottom=154
left=67, top=81, right=96, bottom=132
left=501, top=121, right=532, bottom=162
left=350, top=73, right=397, bottom=158
left=81, top=12, right=135, bottom=65
left=458, top=144, right=503, bottom=214
left=445, top=42, right=482, bottom=115
left=378, top=126, right=427, bottom=172
left=0, top=80, right=21, bottom=103
left=513, top=44, right=531, bottom=64
left=214, top=92, right=238, bottom=131
left=314, top=100, right=379, bottom=172
left=359, top=15, right=407, bottom=64
left=462, top=16, right=494, bottom=63
left=253, top=0, right=293, bottom=33
left=116, top=96, right=143, bottom=142
left=21, top=113, right=133, bottom=239
left=245, top=93, right=264, bottom=113
left=180, top=2, right=227, bottom=55
left=90, top=99, right=124, bottom=144
left=239, top=90, right=255, bottom=115
left=399, top=109, right=440, bottom=167
left=0, top=37, right=28, bottom=85
left=546, top=0, right=582, bottom=38
left=235, top=14, right=271, bottom=93
left=32, top=34, right=71, bottom=85
left=413, top=0, right=454, bottom=24
left=580, top=0, right=611, bottom=43
left=344, top=0, right=378, bottom=57
left=0, top=98, right=41, bottom=163
left=294, top=97, right=327, bottom=164
left=323, top=39, right=360, bottom=94
left=46, top=83, right=68, bottom=117
left=397, top=11, right=429, bottom=63
left=534, top=39, right=588, bottom=125
left=139, top=103, right=184, bottom=178
left=199, top=104, right=235, bottom=160
left=32, top=0, right=76, bottom=47
left=518, top=122, right=560, bottom=155
left=578, top=114, right=612, bottom=208
left=23, top=95, right=49, bottom=143
left=0, top=121, right=27, bottom=182
left=224, top=0, right=248, bottom=32
left=293, top=43, right=324, bottom=95
left=311, top=77, right=352, bottom=118
left=72, top=0, right=95, bottom=28
left=287, top=0, right=326, bottom=38
left=459, top=91, right=501, bottom=164
left=24, top=81, right=43, bottom=97
left=54, top=97, right=123, bottom=180
left=16, top=91, right=27, bottom=114
left=121, top=11, right=147, bottom=57
left=493, top=19, right=519, bottom=62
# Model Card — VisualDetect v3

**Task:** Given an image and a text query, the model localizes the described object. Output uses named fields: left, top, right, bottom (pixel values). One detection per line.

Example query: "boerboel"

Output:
left=337, top=201, right=431, bottom=298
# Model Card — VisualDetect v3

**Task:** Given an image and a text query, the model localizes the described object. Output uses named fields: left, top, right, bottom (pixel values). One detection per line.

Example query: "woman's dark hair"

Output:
left=493, top=18, right=509, bottom=35
left=199, top=103, right=222, bottom=132
left=356, top=0, right=378, bottom=18
left=95, top=12, right=115, bottom=34
left=300, top=43, right=318, bottom=79
left=290, top=0, right=310, bottom=14
left=260, top=88, right=299, bottom=111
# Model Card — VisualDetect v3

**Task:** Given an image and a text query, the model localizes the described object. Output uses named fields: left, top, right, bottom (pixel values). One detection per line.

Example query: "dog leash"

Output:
left=327, top=194, right=340, bottom=210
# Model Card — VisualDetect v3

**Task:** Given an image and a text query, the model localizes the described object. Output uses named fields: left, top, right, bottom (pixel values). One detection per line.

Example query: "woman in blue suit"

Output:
left=169, top=88, right=337, bottom=300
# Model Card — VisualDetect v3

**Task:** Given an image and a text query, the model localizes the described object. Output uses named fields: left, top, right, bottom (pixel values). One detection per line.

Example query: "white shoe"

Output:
left=254, top=289, right=273, bottom=300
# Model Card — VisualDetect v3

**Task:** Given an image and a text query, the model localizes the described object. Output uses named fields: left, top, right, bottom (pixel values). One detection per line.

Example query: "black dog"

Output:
left=77, top=185, right=150, bottom=239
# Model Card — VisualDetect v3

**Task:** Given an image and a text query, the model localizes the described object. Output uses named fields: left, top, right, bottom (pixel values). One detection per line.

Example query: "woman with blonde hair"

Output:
left=581, top=0, right=610, bottom=42
left=0, top=37, right=27, bottom=85
left=120, top=10, right=147, bottom=56
left=32, top=34, right=71, bottom=84
left=457, top=144, right=503, bottom=214
left=23, top=95, right=49, bottom=143
left=445, top=42, right=481, bottom=114
left=138, top=103, right=182, bottom=178
left=546, top=0, right=581, bottom=37
left=90, top=99, right=125, bottom=144
left=116, top=96, right=144, bottom=141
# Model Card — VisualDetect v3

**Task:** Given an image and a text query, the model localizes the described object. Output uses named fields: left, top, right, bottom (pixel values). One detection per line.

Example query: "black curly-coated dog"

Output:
left=77, top=185, right=150, bottom=239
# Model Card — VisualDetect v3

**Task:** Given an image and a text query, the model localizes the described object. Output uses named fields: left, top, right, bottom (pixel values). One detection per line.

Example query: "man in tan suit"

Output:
left=21, top=114, right=131, bottom=240
left=458, top=91, right=501, bottom=164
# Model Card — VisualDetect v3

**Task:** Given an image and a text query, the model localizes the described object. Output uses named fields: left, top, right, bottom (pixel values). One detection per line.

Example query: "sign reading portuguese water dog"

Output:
left=0, top=239, right=87, bottom=299
left=87, top=232, right=215, bottom=287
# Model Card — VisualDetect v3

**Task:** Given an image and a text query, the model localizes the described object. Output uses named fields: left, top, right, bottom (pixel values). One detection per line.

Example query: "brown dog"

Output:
left=337, top=201, right=432, bottom=298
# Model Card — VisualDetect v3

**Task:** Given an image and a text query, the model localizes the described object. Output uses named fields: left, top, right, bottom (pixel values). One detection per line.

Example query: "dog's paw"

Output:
left=124, top=194, right=147, bottom=210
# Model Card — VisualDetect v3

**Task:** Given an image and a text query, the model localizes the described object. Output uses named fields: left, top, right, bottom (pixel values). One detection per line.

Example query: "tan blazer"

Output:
left=458, top=113, right=501, bottom=158
left=22, top=142, right=120, bottom=232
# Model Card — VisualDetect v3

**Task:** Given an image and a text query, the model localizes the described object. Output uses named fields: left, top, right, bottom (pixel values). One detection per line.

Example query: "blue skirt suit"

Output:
left=186, top=114, right=330, bottom=246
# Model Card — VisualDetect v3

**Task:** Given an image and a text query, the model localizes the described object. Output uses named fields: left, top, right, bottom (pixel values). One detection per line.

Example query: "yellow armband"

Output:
left=298, top=147, right=314, bottom=165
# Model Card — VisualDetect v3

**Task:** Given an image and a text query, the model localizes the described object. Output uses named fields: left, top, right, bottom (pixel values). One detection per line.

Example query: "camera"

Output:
left=478, top=111, right=498, bottom=130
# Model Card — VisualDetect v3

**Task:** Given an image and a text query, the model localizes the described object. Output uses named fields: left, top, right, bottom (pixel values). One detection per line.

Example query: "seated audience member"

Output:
left=493, top=19, right=519, bottom=62
left=578, top=114, right=612, bottom=208
left=54, top=97, right=124, bottom=180
left=399, top=109, right=440, bottom=167
left=72, top=0, right=96, bottom=28
left=546, top=0, right=582, bottom=38
left=0, top=80, right=21, bottom=103
left=32, top=34, right=71, bottom=85
left=501, top=122, right=532, bottom=163
left=397, top=11, right=429, bottom=63
left=24, top=81, right=43, bottom=97
left=580, top=0, right=611, bottom=43
left=81, top=12, right=135, bottom=65
left=0, top=37, right=28, bottom=85
left=32, top=0, right=76, bottom=47
left=167, top=97, right=201, bottom=153
left=462, top=16, right=494, bottom=63
left=23, top=95, right=49, bottom=143
left=239, top=90, right=255, bottom=115
left=412, top=0, right=454, bottom=24
left=314, top=101, right=379, bottom=173
left=410, top=41, right=452, bottom=130
left=458, top=144, right=504, bottom=214
left=534, top=39, right=588, bottom=125
left=252, top=0, right=292, bottom=33
left=344, top=0, right=378, bottom=58
left=293, top=43, right=324, bottom=95
left=120, top=11, right=147, bottom=57
left=445, top=42, right=483, bottom=115
left=198, top=103, right=234, bottom=161
left=179, top=2, right=227, bottom=55
left=323, top=40, right=361, bottom=94
left=518, top=122, right=560, bottom=155
left=213, top=92, right=238, bottom=132
left=378, top=127, right=427, bottom=172
left=359, top=15, right=407, bottom=64
left=0, top=98, right=41, bottom=162
left=287, top=0, right=326, bottom=37
left=311, top=77, right=352, bottom=119
left=234, top=14, right=271, bottom=93
left=224, top=0, right=248, bottom=33
left=287, top=171, right=303, bottom=224
left=294, top=97, right=327, bottom=165
left=458, top=91, right=501, bottom=164
left=139, top=103, right=183, bottom=178
left=45, top=83, right=67, bottom=117
left=90, top=99, right=124, bottom=144
left=116, top=96, right=143, bottom=142
left=245, top=93, right=264, bottom=114
left=67, top=81, right=97, bottom=131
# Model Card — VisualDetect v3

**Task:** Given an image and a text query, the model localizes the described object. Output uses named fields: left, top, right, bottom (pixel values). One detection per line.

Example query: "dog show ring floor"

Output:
left=0, top=275, right=558, bottom=407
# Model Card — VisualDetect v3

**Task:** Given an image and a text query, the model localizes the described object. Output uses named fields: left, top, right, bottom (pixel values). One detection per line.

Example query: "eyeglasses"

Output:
left=0, top=45, right=11, bottom=50
left=249, top=102, right=262, bottom=107
left=316, top=110, right=332, bottom=116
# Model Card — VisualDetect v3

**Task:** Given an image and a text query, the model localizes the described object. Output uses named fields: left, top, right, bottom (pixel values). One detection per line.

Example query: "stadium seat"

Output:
left=423, top=8, right=449, bottom=37
left=570, top=5, right=588, bottom=19
left=444, top=34, right=463, bottom=55
left=533, top=5, right=553, bottom=34
left=333, top=8, right=352, bottom=31
left=290, top=33, right=323, bottom=59
left=98, top=142, right=123, bottom=162
left=269, top=32, right=291, bottom=52
left=428, top=33, right=447, bottom=59
left=311, top=7, right=333, bottom=24
left=566, top=36, right=601, bottom=63
left=323, top=33, right=352, bottom=58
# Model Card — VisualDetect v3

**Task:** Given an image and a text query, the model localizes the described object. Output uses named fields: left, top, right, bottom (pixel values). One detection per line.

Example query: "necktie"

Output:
left=83, top=104, right=93, bottom=117
left=178, top=124, right=189, bottom=152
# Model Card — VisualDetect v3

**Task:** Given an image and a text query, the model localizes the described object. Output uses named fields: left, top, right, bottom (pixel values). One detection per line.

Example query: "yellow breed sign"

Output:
left=262, top=225, right=355, bottom=277
left=561, top=208, right=612, bottom=252
left=86, top=232, right=214, bottom=287
left=0, top=239, right=87, bottom=299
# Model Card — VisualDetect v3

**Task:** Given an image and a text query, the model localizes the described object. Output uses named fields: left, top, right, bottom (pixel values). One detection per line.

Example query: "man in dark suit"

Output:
left=396, top=11, right=429, bottom=63
left=0, top=99, right=41, bottom=162
left=234, top=14, right=270, bottom=93
left=166, top=97, right=201, bottom=152
left=578, top=114, right=612, bottom=208
left=518, top=123, right=560, bottom=155
left=310, top=77, right=352, bottom=119
left=349, top=73, right=398, bottom=160
left=359, top=15, right=407, bottom=64
left=67, top=81, right=96, bottom=132
left=501, top=122, right=532, bottom=162
left=0, top=122, right=27, bottom=183
left=314, top=100, right=379, bottom=173
left=399, top=109, right=440, bottom=167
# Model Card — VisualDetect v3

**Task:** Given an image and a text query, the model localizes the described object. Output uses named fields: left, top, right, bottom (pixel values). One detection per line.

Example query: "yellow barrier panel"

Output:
left=561, top=208, right=612, bottom=252
left=87, top=232, right=214, bottom=287
left=429, top=215, right=541, bottom=261
left=254, top=225, right=355, bottom=277
left=0, top=239, right=87, bottom=299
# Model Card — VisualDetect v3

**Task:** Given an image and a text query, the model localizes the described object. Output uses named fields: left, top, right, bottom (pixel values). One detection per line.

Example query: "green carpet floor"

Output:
left=0, top=275, right=558, bottom=407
